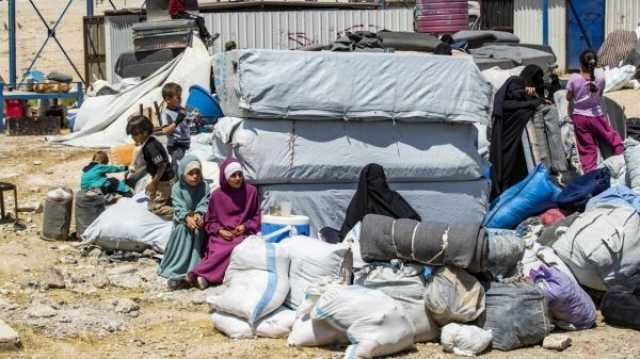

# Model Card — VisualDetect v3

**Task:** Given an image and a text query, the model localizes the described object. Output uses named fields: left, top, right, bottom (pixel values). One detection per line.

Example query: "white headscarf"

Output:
left=224, top=161, right=243, bottom=181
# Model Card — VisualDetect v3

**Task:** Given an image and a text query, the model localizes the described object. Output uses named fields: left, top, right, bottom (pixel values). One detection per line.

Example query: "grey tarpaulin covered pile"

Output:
left=212, top=49, right=493, bottom=234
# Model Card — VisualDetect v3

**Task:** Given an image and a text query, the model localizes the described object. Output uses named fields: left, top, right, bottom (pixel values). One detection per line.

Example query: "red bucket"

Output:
left=5, top=100, right=25, bottom=119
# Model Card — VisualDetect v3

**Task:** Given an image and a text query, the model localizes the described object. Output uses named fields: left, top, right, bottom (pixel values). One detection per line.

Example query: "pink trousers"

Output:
left=572, top=114, right=624, bottom=173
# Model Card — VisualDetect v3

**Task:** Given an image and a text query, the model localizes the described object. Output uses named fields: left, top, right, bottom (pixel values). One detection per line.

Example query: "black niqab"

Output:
left=490, top=76, right=544, bottom=200
left=339, top=164, right=421, bottom=241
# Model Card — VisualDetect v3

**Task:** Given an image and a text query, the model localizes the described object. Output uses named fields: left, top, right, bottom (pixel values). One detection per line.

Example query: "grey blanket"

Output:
left=360, top=214, right=487, bottom=272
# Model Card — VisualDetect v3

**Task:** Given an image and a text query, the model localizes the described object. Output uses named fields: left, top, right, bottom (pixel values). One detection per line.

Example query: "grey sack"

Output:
left=479, top=281, right=552, bottom=351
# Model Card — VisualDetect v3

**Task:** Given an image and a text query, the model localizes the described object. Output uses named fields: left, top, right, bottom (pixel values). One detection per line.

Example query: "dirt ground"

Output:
left=0, top=135, right=639, bottom=359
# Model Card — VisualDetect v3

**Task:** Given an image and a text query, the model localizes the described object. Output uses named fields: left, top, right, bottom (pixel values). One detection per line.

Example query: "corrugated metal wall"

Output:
left=513, top=0, right=567, bottom=71
left=606, top=0, right=640, bottom=33
left=103, top=9, right=413, bottom=83
left=205, top=9, right=414, bottom=52
left=105, top=14, right=140, bottom=83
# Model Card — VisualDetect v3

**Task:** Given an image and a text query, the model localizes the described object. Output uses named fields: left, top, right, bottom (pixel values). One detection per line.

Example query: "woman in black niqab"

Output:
left=490, top=65, right=545, bottom=200
left=338, top=164, right=421, bottom=241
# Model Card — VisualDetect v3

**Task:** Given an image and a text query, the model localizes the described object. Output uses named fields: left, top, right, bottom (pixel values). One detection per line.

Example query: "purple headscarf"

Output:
left=210, top=158, right=260, bottom=229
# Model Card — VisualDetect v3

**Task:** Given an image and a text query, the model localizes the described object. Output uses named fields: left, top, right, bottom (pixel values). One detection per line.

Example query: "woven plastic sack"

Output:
left=424, top=266, right=485, bottom=326
left=485, top=164, right=561, bottom=229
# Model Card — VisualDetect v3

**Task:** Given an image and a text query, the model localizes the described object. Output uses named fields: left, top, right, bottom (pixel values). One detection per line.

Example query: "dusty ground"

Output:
left=0, top=136, right=639, bottom=358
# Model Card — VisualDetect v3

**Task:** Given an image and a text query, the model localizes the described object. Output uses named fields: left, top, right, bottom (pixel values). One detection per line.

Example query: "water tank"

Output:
left=415, top=0, right=469, bottom=34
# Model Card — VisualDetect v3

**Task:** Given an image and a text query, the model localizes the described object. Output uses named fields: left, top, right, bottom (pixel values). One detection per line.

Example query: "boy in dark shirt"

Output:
left=127, top=115, right=175, bottom=220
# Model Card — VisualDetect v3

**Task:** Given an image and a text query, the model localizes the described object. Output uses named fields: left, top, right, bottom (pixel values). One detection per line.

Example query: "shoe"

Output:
left=196, top=276, right=209, bottom=290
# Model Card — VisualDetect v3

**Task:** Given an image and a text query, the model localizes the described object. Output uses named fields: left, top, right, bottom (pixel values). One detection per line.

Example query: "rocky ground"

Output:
left=1, top=135, right=640, bottom=359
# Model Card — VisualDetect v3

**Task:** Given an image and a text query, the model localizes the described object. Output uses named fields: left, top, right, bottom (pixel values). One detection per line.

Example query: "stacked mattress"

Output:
left=212, top=49, right=493, bottom=234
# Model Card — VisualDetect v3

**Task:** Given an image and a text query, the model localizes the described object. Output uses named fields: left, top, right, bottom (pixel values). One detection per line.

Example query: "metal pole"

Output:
left=542, top=0, right=549, bottom=46
left=8, top=0, right=17, bottom=87
left=87, top=0, right=94, bottom=17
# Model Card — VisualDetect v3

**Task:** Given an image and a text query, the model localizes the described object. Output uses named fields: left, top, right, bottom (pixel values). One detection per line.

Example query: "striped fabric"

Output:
left=598, top=30, right=638, bottom=68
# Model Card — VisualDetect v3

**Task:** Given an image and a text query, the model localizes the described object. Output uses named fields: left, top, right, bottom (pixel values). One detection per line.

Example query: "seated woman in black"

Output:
left=321, top=163, right=421, bottom=243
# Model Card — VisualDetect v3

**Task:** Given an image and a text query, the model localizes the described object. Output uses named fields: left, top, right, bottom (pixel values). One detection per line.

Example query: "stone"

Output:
left=109, top=274, right=144, bottom=290
left=0, top=319, right=20, bottom=350
left=108, top=265, right=138, bottom=276
left=543, top=334, right=572, bottom=351
left=93, top=275, right=110, bottom=289
left=32, top=160, right=42, bottom=166
left=142, top=249, right=157, bottom=258
left=27, top=304, right=57, bottom=318
left=43, top=268, right=66, bottom=289
left=113, top=298, right=140, bottom=314
left=0, top=297, right=18, bottom=311
left=58, top=256, right=77, bottom=265
left=88, top=248, right=102, bottom=258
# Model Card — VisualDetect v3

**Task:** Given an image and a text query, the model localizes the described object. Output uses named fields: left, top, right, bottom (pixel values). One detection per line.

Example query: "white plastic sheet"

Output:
left=52, top=39, right=212, bottom=148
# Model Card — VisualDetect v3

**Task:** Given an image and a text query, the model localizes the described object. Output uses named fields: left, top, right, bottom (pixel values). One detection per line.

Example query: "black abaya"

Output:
left=338, top=164, right=421, bottom=241
left=490, top=77, right=544, bottom=200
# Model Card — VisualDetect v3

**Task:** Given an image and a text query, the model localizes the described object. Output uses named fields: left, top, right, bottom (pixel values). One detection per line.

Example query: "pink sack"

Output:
left=539, top=208, right=566, bottom=227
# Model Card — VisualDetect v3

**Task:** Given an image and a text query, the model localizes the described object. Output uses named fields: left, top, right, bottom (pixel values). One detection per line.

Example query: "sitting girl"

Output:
left=158, top=154, right=209, bottom=289
left=189, top=158, right=261, bottom=289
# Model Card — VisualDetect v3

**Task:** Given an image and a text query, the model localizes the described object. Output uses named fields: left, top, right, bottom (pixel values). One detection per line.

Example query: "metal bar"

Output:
left=109, top=0, right=118, bottom=10
left=51, top=36, right=86, bottom=83
left=8, top=0, right=17, bottom=87
left=87, top=0, right=94, bottom=17
left=542, top=0, right=549, bottom=46
left=0, top=82, right=4, bottom=131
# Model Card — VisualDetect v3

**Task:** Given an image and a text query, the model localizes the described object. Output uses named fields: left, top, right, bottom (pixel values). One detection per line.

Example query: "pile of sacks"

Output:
left=211, top=49, right=493, bottom=235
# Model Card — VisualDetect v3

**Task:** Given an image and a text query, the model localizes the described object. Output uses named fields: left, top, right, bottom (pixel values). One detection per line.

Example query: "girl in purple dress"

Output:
left=189, top=158, right=261, bottom=289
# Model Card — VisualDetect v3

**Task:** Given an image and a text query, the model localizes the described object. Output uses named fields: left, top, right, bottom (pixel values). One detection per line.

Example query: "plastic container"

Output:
left=414, top=0, right=468, bottom=34
left=75, top=191, right=106, bottom=238
left=42, top=186, right=74, bottom=241
left=110, top=144, right=136, bottom=166
left=5, top=100, right=25, bottom=119
left=261, top=214, right=310, bottom=243
left=185, top=85, right=224, bottom=124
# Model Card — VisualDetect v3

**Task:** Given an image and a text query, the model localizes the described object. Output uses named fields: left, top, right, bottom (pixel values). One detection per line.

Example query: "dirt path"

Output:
left=1, top=134, right=640, bottom=359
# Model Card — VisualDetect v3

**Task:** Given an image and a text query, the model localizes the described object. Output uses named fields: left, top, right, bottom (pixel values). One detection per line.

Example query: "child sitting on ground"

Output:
left=127, top=115, right=175, bottom=220
left=160, top=83, right=191, bottom=176
left=81, top=151, right=132, bottom=197
left=158, top=154, right=209, bottom=290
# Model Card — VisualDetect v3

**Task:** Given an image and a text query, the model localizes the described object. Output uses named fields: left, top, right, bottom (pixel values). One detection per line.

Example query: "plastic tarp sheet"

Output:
left=470, top=45, right=556, bottom=73
left=51, top=39, right=212, bottom=148
left=214, top=49, right=492, bottom=124
left=213, top=117, right=483, bottom=184
left=260, top=179, right=490, bottom=236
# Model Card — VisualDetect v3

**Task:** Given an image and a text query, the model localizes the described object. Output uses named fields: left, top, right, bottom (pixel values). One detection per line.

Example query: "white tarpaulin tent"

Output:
left=51, top=40, right=212, bottom=148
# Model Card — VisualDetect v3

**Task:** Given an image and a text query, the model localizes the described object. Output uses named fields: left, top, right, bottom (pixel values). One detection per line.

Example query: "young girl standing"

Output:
left=158, top=154, right=209, bottom=289
left=567, top=50, right=624, bottom=173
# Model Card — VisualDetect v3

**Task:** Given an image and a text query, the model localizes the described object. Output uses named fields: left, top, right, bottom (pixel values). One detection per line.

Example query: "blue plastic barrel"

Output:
left=185, top=85, right=224, bottom=124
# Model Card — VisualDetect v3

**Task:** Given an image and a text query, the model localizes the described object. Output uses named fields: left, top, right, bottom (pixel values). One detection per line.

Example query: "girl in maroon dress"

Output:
left=189, top=158, right=261, bottom=289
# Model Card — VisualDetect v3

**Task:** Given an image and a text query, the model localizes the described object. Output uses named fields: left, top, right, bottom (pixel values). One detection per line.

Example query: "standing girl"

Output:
left=158, top=154, right=209, bottom=289
left=189, top=158, right=261, bottom=289
left=567, top=50, right=624, bottom=173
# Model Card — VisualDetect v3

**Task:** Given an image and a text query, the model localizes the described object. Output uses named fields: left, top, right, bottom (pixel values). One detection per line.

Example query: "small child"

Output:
left=160, top=82, right=191, bottom=176
left=127, top=115, right=175, bottom=220
left=158, top=154, right=209, bottom=289
left=567, top=50, right=624, bottom=173
left=81, top=151, right=132, bottom=197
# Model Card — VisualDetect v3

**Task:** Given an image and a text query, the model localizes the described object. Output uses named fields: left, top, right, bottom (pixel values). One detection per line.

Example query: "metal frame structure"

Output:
left=6, top=0, right=98, bottom=88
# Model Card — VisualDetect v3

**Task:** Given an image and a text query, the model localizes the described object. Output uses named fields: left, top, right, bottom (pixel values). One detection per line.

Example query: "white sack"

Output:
left=81, top=193, right=171, bottom=252
left=625, top=137, right=640, bottom=191
left=213, top=117, right=483, bottom=184
left=207, top=236, right=290, bottom=324
left=215, top=50, right=492, bottom=124
left=481, top=66, right=525, bottom=92
left=280, top=236, right=349, bottom=309
left=53, top=39, right=212, bottom=147
left=212, top=307, right=296, bottom=339
left=288, top=314, right=349, bottom=347
left=521, top=242, right=577, bottom=283
left=354, top=261, right=440, bottom=343
left=311, top=286, right=415, bottom=358
left=424, top=266, right=486, bottom=326
left=441, top=323, right=493, bottom=357
left=603, top=65, right=636, bottom=93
